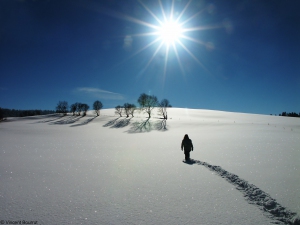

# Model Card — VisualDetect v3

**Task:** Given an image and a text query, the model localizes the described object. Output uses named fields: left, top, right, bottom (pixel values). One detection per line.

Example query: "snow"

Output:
left=0, top=108, right=299, bottom=225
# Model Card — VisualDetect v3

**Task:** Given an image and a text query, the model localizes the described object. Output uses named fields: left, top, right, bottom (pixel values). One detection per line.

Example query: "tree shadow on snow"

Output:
left=103, top=117, right=120, bottom=127
left=70, top=116, right=97, bottom=127
left=103, top=117, right=132, bottom=128
left=183, top=159, right=300, bottom=225
left=49, top=115, right=83, bottom=125
left=112, top=117, right=132, bottom=128
left=126, top=118, right=169, bottom=133
left=3, top=114, right=62, bottom=123
left=127, top=118, right=152, bottom=133
left=154, top=118, right=167, bottom=131
left=126, top=118, right=166, bottom=133
left=35, top=115, right=64, bottom=123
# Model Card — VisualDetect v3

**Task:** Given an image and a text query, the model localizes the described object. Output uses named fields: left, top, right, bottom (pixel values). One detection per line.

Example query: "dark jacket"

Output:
left=181, top=138, right=193, bottom=153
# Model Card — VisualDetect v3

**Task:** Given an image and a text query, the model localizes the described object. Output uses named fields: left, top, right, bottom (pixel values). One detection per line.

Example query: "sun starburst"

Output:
left=132, top=0, right=222, bottom=78
left=95, top=0, right=222, bottom=81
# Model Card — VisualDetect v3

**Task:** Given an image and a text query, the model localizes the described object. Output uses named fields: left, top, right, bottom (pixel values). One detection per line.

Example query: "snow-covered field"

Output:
left=1, top=108, right=299, bottom=225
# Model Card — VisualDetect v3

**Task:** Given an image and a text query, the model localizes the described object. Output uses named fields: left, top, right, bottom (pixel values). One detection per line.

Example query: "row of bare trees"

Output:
left=56, top=100, right=103, bottom=116
left=136, top=94, right=171, bottom=131
left=56, top=93, right=170, bottom=119
left=70, top=102, right=90, bottom=116
left=138, top=93, right=171, bottom=119
left=115, top=93, right=171, bottom=119
left=115, top=103, right=136, bottom=117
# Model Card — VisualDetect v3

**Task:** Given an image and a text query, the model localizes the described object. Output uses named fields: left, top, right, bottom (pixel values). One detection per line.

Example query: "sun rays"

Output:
left=125, top=0, right=220, bottom=79
left=90, top=0, right=221, bottom=80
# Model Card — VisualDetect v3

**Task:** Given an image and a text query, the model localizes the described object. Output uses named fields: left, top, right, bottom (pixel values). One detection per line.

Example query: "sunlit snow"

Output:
left=0, top=108, right=299, bottom=224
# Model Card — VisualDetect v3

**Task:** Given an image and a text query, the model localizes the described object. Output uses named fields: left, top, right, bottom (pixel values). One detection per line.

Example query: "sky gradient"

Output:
left=1, top=0, right=299, bottom=115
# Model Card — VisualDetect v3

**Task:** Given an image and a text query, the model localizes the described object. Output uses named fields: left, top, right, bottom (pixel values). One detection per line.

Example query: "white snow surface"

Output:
left=0, top=108, right=299, bottom=225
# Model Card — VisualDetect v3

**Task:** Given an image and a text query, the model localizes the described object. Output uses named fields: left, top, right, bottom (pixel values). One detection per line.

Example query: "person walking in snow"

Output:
left=181, top=134, right=193, bottom=161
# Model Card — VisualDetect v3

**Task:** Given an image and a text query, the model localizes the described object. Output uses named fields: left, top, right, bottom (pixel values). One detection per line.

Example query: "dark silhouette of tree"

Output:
left=137, top=93, right=158, bottom=118
left=123, top=103, right=137, bottom=117
left=0, top=107, right=4, bottom=121
left=56, top=101, right=69, bottom=115
left=81, top=104, right=90, bottom=116
left=70, top=103, right=77, bottom=116
left=93, top=100, right=103, bottom=116
left=129, top=104, right=136, bottom=117
left=0, top=108, right=55, bottom=118
left=288, top=112, right=299, bottom=117
left=279, top=111, right=299, bottom=118
left=20, top=110, right=42, bottom=117
left=124, top=103, right=131, bottom=117
left=115, top=105, right=123, bottom=117
left=158, top=99, right=172, bottom=119
left=76, top=103, right=83, bottom=116
left=137, top=93, right=148, bottom=107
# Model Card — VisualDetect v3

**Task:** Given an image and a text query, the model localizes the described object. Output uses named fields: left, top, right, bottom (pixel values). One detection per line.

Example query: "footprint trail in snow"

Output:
left=186, top=159, right=300, bottom=225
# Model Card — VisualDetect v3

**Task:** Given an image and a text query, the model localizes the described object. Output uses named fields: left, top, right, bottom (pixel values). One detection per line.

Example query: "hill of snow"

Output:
left=1, top=108, right=299, bottom=224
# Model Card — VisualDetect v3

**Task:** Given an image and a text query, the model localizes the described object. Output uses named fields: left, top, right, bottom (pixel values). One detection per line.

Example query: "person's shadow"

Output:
left=182, top=158, right=196, bottom=165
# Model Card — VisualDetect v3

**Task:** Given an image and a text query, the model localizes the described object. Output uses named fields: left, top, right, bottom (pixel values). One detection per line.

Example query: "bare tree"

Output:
left=158, top=99, right=172, bottom=119
left=137, top=93, right=147, bottom=107
left=137, top=93, right=158, bottom=118
left=81, top=104, right=90, bottom=116
left=56, top=101, right=69, bottom=116
left=123, top=103, right=137, bottom=117
left=129, top=104, right=136, bottom=117
left=76, top=103, right=83, bottom=116
left=93, top=100, right=103, bottom=116
left=124, top=103, right=130, bottom=117
left=70, top=103, right=77, bottom=116
left=115, top=105, right=123, bottom=117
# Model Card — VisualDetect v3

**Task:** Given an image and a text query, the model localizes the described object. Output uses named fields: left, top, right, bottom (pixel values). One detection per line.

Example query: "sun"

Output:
left=105, top=0, right=221, bottom=79
left=158, top=20, right=183, bottom=45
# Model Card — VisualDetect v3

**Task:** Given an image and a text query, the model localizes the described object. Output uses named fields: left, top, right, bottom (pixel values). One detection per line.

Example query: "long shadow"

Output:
left=50, top=115, right=83, bottom=125
left=184, top=159, right=299, bottom=225
left=4, top=114, right=61, bottom=123
left=112, top=117, right=132, bottom=128
left=70, top=116, right=97, bottom=127
left=127, top=118, right=169, bottom=133
left=18, top=114, right=59, bottom=120
left=36, top=115, right=64, bottom=123
left=103, top=117, right=120, bottom=127
left=127, top=118, right=152, bottom=133
left=103, top=117, right=132, bottom=128
left=154, top=118, right=167, bottom=131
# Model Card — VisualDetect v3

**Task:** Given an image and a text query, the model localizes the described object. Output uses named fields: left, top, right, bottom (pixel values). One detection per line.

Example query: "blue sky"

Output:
left=0, top=0, right=299, bottom=115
